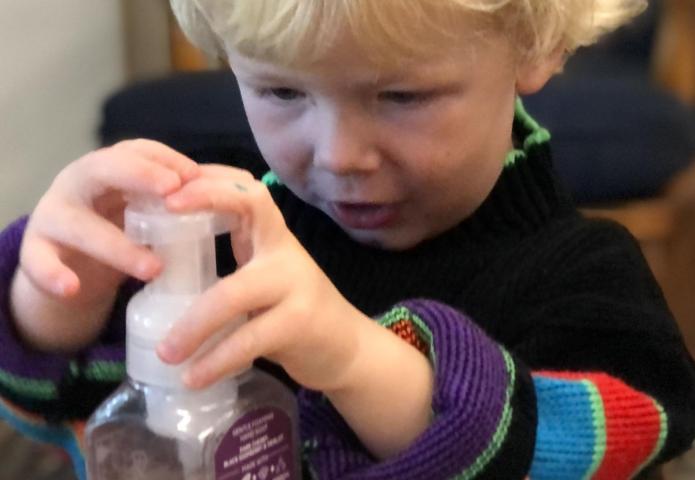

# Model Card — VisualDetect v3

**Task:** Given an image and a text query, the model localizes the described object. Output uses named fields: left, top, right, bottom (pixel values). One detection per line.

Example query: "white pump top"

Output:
left=123, top=196, right=245, bottom=449
left=124, top=196, right=232, bottom=388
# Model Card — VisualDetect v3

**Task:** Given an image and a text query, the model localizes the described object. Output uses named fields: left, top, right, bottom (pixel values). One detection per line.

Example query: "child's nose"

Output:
left=312, top=107, right=380, bottom=175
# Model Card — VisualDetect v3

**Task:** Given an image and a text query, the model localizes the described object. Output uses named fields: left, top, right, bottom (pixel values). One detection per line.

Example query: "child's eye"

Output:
left=378, top=90, right=431, bottom=105
left=260, top=87, right=305, bottom=101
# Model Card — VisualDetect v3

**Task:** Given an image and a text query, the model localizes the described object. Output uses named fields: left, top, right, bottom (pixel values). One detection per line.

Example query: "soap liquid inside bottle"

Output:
left=86, top=369, right=300, bottom=480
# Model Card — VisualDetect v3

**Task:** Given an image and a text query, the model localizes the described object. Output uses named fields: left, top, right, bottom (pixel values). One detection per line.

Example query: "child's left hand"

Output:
left=156, top=164, right=434, bottom=460
left=156, top=164, right=369, bottom=392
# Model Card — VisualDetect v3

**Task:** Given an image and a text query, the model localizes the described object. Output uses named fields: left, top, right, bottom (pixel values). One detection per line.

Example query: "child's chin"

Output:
left=344, top=227, right=422, bottom=251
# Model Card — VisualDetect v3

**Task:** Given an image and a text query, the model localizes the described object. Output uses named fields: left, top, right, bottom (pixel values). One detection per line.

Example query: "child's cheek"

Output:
left=259, top=141, right=310, bottom=183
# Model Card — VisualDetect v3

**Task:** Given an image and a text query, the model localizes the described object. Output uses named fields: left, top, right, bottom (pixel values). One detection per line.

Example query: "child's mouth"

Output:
left=329, top=202, right=399, bottom=230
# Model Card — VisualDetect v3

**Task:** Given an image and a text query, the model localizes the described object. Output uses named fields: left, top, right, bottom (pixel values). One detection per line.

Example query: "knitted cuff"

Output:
left=299, top=299, right=536, bottom=480
left=530, top=371, right=668, bottom=480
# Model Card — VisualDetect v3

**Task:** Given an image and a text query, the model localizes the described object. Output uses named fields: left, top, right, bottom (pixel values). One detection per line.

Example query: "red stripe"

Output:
left=534, top=371, right=663, bottom=478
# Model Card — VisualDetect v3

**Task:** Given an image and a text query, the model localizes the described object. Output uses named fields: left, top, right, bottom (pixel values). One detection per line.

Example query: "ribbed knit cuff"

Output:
left=530, top=371, right=668, bottom=480
left=299, top=299, right=536, bottom=479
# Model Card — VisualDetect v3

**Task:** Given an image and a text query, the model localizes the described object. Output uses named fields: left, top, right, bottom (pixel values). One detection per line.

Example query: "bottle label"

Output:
left=215, top=406, right=295, bottom=480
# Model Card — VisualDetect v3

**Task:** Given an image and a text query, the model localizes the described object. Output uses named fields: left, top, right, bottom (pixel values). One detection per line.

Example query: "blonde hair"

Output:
left=170, top=0, right=647, bottom=67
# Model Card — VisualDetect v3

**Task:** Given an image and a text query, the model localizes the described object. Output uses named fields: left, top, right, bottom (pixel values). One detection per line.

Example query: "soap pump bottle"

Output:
left=85, top=196, right=300, bottom=480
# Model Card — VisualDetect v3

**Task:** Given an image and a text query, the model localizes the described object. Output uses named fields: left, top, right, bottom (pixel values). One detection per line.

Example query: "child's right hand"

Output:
left=10, top=139, right=200, bottom=352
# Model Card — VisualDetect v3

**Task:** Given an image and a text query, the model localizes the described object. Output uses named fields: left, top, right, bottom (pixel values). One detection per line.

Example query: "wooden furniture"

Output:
left=168, top=10, right=210, bottom=71
left=653, top=0, right=695, bottom=105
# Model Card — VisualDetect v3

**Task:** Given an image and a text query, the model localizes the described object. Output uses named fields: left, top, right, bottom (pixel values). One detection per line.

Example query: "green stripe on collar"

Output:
left=261, top=171, right=281, bottom=186
left=504, top=98, right=551, bottom=168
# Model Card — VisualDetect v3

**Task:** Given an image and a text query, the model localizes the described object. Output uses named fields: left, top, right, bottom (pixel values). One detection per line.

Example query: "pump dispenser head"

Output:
left=123, top=195, right=234, bottom=388
left=123, top=195, right=243, bottom=451
left=125, top=195, right=231, bottom=295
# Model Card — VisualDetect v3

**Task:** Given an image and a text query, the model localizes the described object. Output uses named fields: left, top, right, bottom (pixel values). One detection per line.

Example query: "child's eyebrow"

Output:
left=238, top=69, right=390, bottom=89
left=237, top=70, right=297, bottom=83
left=234, top=58, right=454, bottom=90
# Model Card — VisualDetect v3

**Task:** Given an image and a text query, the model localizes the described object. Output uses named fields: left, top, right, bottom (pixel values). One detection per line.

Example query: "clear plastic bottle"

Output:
left=85, top=196, right=300, bottom=480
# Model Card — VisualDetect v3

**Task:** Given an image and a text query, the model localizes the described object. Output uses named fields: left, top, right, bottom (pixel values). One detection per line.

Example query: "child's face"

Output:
left=230, top=29, right=520, bottom=250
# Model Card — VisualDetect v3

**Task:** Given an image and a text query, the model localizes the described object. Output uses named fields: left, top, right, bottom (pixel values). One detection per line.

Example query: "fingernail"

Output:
left=136, top=257, right=160, bottom=278
left=54, top=279, right=70, bottom=297
left=55, top=273, right=77, bottom=297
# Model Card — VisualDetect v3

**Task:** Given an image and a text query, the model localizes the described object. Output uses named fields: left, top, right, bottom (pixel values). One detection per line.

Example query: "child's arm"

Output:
left=300, top=307, right=436, bottom=460
left=300, top=300, right=537, bottom=480
left=298, top=221, right=695, bottom=479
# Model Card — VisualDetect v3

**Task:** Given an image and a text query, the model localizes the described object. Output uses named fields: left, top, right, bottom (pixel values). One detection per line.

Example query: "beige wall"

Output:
left=0, top=1, right=127, bottom=226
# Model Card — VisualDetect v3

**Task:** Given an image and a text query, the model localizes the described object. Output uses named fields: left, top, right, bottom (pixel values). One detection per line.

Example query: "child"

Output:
left=1, top=0, right=694, bottom=478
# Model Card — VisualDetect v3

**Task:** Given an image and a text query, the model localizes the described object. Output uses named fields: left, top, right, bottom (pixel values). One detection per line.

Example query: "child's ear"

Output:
left=515, top=45, right=566, bottom=95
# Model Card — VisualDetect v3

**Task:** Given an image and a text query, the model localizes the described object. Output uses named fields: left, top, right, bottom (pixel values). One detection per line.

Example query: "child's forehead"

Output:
left=227, top=19, right=507, bottom=85
left=229, top=42, right=486, bottom=87
left=219, top=2, right=501, bottom=75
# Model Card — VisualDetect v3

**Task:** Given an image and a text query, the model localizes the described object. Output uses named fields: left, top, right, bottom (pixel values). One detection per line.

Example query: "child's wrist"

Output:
left=322, top=315, right=434, bottom=458
left=317, top=308, right=374, bottom=395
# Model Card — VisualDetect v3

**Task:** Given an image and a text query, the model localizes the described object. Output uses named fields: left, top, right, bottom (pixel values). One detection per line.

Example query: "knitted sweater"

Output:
left=1, top=102, right=694, bottom=479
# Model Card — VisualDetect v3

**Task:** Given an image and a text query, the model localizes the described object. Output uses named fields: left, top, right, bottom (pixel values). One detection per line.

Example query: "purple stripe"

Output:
left=84, top=345, right=125, bottom=365
left=0, top=216, right=71, bottom=383
left=300, top=299, right=511, bottom=479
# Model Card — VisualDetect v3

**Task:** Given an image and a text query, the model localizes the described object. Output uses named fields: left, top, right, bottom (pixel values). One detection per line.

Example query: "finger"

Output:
left=165, top=176, right=253, bottom=216
left=115, top=139, right=200, bottom=182
left=196, top=163, right=255, bottom=182
left=165, top=176, right=284, bottom=248
left=33, top=205, right=162, bottom=281
left=71, top=149, right=184, bottom=200
left=165, top=163, right=262, bottom=211
left=157, top=260, right=283, bottom=364
left=19, top=235, right=80, bottom=298
left=182, top=309, right=281, bottom=389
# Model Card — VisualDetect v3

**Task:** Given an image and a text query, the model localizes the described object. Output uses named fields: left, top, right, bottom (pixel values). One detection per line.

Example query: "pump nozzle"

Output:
left=123, top=196, right=240, bottom=449
left=124, top=195, right=231, bottom=295
left=125, top=194, right=231, bottom=245
left=124, top=194, right=234, bottom=387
